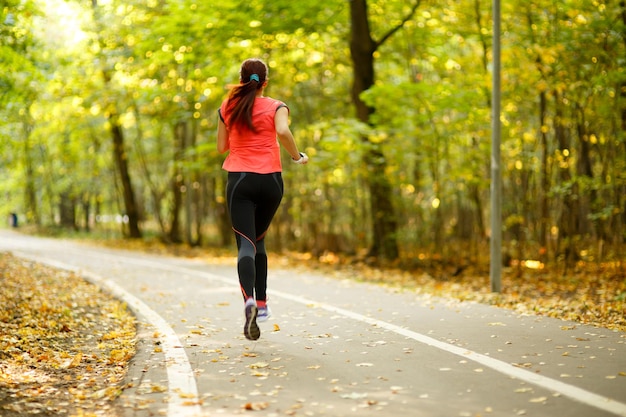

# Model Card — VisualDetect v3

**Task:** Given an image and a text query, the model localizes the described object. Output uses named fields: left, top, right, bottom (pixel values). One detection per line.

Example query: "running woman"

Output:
left=217, top=58, right=308, bottom=341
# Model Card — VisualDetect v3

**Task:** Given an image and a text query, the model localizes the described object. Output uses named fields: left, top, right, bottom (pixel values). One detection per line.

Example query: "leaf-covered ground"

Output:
left=0, top=252, right=136, bottom=417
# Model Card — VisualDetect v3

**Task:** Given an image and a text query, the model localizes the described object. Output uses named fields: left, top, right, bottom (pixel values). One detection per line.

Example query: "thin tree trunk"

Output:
left=82, top=196, right=91, bottom=232
left=576, top=105, right=594, bottom=238
left=110, top=120, right=142, bottom=238
left=187, top=124, right=203, bottom=248
left=539, top=91, right=549, bottom=251
left=614, top=0, right=626, bottom=243
left=553, top=92, right=576, bottom=267
left=59, top=192, right=76, bottom=229
left=168, top=122, right=185, bottom=243
left=183, top=121, right=193, bottom=245
left=22, top=121, right=39, bottom=225
left=169, top=176, right=183, bottom=243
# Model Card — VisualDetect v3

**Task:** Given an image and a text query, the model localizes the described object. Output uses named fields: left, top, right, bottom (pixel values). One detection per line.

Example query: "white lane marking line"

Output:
left=15, top=255, right=201, bottom=417
left=21, top=249, right=626, bottom=417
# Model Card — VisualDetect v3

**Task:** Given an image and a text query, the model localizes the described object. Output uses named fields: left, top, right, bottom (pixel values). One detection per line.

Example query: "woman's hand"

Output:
left=292, top=152, right=309, bottom=164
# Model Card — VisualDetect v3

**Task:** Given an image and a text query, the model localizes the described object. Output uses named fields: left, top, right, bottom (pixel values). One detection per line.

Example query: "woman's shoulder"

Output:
left=220, top=97, right=230, bottom=110
left=258, top=96, right=287, bottom=108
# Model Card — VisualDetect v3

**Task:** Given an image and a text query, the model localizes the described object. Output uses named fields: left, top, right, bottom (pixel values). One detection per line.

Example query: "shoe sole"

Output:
left=244, top=305, right=260, bottom=340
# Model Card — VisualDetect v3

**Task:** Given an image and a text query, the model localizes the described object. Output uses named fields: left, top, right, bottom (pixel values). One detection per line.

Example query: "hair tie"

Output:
left=249, top=74, right=260, bottom=82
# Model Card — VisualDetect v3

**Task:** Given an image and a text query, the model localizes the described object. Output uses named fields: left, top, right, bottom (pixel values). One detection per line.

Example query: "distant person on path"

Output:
left=9, top=213, right=18, bottom=228
left=217, top=58, right=308, bottom=340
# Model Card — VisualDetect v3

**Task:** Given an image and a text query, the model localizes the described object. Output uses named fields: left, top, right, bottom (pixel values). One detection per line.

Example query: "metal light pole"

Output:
left=490, top=0, right=502, bottom=293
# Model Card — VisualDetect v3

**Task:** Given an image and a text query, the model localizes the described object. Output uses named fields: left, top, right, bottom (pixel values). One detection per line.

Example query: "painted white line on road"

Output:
left=16, top=255, right=202, bottom=417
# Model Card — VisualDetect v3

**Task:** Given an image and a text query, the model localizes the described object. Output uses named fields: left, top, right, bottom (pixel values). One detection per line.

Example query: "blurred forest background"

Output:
left=1, top=0, right=625, bottom=269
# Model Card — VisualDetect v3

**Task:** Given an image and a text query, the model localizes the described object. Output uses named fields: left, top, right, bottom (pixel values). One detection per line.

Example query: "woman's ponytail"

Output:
left=226, top=59, right=268, bottom=132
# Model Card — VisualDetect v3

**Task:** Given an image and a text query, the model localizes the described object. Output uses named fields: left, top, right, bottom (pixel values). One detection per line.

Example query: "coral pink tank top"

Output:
left=219, top=97, right=287, bottom=174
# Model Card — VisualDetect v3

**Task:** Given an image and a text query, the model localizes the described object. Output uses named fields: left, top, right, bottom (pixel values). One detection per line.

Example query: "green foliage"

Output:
left=0, top=0, right=624, bottom=262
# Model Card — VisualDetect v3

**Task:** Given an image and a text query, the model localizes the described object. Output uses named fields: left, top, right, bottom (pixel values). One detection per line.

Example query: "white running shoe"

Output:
left=257, top=305, right=272, bottom=322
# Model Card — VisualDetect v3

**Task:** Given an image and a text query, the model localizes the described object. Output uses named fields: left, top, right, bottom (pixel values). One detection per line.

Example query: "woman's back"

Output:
left=220, top=97, right=286, bottom=174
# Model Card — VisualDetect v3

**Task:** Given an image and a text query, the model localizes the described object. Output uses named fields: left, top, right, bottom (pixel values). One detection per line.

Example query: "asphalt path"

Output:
left=1, top=229, right=625, bottom=417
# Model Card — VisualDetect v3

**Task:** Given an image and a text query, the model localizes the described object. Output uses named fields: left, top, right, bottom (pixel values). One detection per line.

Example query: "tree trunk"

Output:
left=553, top=92, right=576, bottom=267
left=168, top=175, right=183, bottom=243
left=575, top=105, right=594, bottom=238
left=349, top=0, right=399, bottom=260
left=82, top=195, right=91, bottom=232
left=615, top=0, right=626, bottom=242
left=59, top=192, right=76, bottom=230
left=168, top=121, right=185, bottom=243
left=182, top=121, right=194, bottom=245
left=183, top=119, right=202, bottom=247
left=539, top=91, right=549, bottom=251
left=22, top=121, right=39, bottom=225
left=110, top=120, right=142, bottom=238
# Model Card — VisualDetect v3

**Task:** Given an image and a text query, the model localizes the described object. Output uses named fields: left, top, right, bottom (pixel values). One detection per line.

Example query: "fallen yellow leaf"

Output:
left=250, top=362, right=269, bottom=369
left=244, top=402, right=270, bottom=410
left=65, top=352, right=82, bottom=369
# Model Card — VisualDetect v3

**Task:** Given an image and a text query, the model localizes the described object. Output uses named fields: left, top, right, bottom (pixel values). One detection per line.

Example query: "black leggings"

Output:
left=226, top=172, right=284, bottom=302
